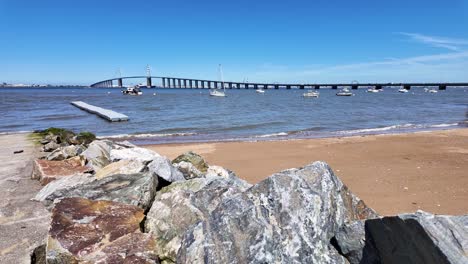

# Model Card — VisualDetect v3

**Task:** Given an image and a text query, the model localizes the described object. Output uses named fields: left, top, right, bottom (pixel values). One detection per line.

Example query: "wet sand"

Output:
left=145, top=129, right=468, bottom=216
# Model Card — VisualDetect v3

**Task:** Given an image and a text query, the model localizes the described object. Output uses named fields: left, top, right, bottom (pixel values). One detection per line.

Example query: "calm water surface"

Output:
left=1, top=87, right=467, bottom=144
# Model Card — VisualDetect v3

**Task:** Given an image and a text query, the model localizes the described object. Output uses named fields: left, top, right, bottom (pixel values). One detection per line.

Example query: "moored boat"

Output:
left=303, top=91, right=319, bottom=97
left=122, top=86, right=143, bottom=96
left=336, top=87, right=353, bottom=96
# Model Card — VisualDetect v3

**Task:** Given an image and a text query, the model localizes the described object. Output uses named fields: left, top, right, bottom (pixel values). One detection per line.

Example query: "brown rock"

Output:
left=32, top=156, right=90, bottom=185
left=46, top=197, right=145, bottom=263
left=82, top=233, right=159, bottom=263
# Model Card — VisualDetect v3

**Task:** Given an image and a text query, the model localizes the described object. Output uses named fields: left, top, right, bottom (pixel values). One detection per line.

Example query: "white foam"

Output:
left=255, top=132, right=289, bottom=138
left=99, top=132, right=196, bottom=139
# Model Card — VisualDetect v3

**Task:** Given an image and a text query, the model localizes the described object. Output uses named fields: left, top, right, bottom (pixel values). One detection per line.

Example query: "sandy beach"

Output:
left=146, top=129, right=468, bottom=216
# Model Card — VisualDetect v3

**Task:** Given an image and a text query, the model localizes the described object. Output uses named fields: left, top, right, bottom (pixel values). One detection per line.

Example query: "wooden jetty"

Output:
left=71, top=101, right=129, bottom=122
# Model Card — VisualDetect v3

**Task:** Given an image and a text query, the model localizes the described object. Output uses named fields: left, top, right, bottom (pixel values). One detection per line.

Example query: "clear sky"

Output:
left=1, top=0, right=468, bottom=85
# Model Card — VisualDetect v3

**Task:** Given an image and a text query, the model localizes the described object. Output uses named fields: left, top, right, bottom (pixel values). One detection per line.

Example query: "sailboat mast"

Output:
left=219, top=64, right=225, bottom=91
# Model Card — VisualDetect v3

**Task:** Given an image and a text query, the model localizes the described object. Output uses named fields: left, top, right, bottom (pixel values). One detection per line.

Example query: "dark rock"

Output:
left=361, top=217, right=450, bottom=264
left=333, top=220, right=366, bottom=264
left=41, top=172, right=158, bottom=211
left=32, top=156, right=91, bottom=185
left=172, top=151, right=209, bottom=174
left=46, top=197, right=145, bottom=263
left=31, top=244, right=46, bottom=264
left=178, top=161, right=377, bottom=263
left=145, top=176, right=251, bottom=262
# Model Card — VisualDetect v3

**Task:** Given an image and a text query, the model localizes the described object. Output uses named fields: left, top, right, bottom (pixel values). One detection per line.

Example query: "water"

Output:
left=0, top=87, right=467, bottom=144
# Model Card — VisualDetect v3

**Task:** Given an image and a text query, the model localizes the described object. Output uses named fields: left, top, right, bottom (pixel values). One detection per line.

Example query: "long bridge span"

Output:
left=90, top=76, right=468, bottom=90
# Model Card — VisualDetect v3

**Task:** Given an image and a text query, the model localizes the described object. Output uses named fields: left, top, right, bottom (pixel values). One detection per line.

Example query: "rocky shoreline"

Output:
left=28, top=129, right=467, bottom=263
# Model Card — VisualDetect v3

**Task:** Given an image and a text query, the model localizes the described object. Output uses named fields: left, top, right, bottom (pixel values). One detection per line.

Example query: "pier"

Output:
left=90, top=76, right=468, bottom=91
left=71, top=101, right=129, bottom=122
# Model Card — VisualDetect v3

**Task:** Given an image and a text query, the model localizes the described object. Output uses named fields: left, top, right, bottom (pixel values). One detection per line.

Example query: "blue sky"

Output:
left=1, top=0, right=468, bottom=85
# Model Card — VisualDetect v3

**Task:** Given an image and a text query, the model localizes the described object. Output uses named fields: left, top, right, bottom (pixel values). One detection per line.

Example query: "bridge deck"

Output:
left=71, top=101, right=129, bottom=122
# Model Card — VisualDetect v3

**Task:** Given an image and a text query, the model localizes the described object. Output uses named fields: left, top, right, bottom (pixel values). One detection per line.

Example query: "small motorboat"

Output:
left=336, top=87, right=353, bottom=96
left=256, top=89, right=265, bottom=94
left=367, top=88, right=380, bottom=93
left=398, top=87, right=409, bottom=93
left=122, top=86, right=143, bottom=96
left=428, top=89, right=438, bottom=93
left=303, top=91, right=319, bottom=97
left=209, top=89, right=226, bottom=97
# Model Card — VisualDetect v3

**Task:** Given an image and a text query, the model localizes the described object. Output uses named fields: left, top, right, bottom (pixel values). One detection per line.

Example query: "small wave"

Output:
left=100, top=132, right=197, bottom=139
left=335, top=122, right=459, bottom=135
left=429, top=123, right=458, bottom=128
left=255, top=132, right=289, bottom=138
left=0, top=130, right=33, bottom=135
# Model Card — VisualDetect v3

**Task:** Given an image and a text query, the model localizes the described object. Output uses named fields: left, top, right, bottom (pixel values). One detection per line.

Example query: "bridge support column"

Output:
left=314, top=85, right=320, bottom=89
left=161, top=78, right=166, bottom=88
left=183, top=79, right=187, bottom=88
left=286, top=85, right=291, bottom=89
left=439, top=85, right=447, bottom=90
left=404, top=85, right=411, bottom=90
left=147, top=77, right=152, bottom=88
left=177, top=79, right=181, bottom=88
left=264, top=84, right=268, bottom=89
left=352, top=85, right=358, bottom=90
left=331, top=85, right=338, bottom=89
left=118, top=78, right=123, bottom=87
left=375, top=85, right=382, bottom=90
left=299, top=85, right=305, bottom=89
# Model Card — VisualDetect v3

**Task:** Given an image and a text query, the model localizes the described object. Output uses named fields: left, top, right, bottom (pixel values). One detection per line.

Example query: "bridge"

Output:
left=90, top=76, right=468, bottom=90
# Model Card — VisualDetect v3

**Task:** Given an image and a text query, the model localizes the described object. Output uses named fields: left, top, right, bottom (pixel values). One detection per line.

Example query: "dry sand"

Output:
left=146, top=129, right=468, bottom=216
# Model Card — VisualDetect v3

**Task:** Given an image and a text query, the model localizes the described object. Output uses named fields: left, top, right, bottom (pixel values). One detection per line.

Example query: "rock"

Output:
left=42, top=141, right=60, bottom=152
left=399, top=211, right=467, bottom=264
left=110, top=147, right=160, bottom=163
left=45, top=145, right=86, bottom=161
left=81, top=233, right=159, bottom=263
left=172, top=151, right=209, bottom=173
left=333, top=211, right=467, bottom=264
left=46, top=198, right=145, bottom=263
left=333, top=220, right=366, bottom=264
left=33, top=173, right=95, bottom=206
left=41, top=172, right=158, bottom=211
left=32, top=156, right=91, bottom=185
left=360, top=216, right=452, bottom=264
left=145, top=176, right=251, bottom=262
left=147, top=155, right=185, bottom=183
left=80, top=140, right=115, bottom=171
left=173, top=161, right=204, bottom=180
left=31, top=244, right=46, bottom=264
left=95, top=159, right=147, bottom=179
left=178, top=161, right=377, bottom=263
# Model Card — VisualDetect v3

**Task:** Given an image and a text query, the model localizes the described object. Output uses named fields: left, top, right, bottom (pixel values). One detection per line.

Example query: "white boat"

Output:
left=256, top=89, right=265, bottom=94
left=367, top=88, right=380, bottom=93
left=303, top=91, right=319, bottom=97
left=336, top=87, right=353, bottom=96
left=428, top=89, right=438, bottom=93
left=398, top=87, right=409, bottom=93
left=122, top=86, right=142, bottom=96
left=210, top=65, right=227, bottom=97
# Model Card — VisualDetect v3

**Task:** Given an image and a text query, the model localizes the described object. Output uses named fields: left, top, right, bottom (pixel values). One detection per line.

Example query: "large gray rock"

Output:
left=333, top=211, right=467, bottom=264
left=94, top=159, right=147, bottom=179
left=145, top=176, right=251, bottom=263
left=40, top=172, right=158, bottom=211
left=178, top=161, right=377, bottom=263
left=80, top=140, right=115, bottom=171
left=110, top=147, right=160, bottom=163
left=46, top=145, right=86, bottom=161
left=147, top=155, right=185, bottom=183
left=399, top=211, right=467, bottom=264
left=42, top=141, right=60, bottom=152
left=173, top=161, right=204, bottom=180
left=34, top=173, right=95, bottom=204
left=172, top=151, right=209, bottom=174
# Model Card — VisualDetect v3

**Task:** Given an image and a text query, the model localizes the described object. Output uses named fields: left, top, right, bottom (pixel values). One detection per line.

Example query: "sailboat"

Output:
left=210, top=64, right=227, bottom=97
left=398, top=86, right=409, bottom=93
left=336, top=87, right=353, bottom=96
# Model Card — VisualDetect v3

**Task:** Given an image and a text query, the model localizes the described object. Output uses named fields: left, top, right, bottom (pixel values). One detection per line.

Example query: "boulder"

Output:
left=332, top=211, right=468, bottom=264
left=80, top=140, right=115, bottom=171
left=42, top=141, right=60, bottom=152
left=46, top=198, right=145, bottom=263
left=147, top=155, right=185, bottom=183
left=46, top=145, right=86, bottom=161
left=33, top=173, right=95, bottom=206
left=32, top=156, right=91, bottom=185
left=173, top=161, right=204, bottom=180
left=399, top=211, right=468, bottom=264
left=172, top=151, right=209, bottom=174
left=110, top=147, right=160, bottom=163
left=145, top=176, right=251, bottom=262
left=95, top=159, right=147, bottom=179
left=80, top=233, right=159, bottom=263
left=178, top=161, right=377, bottom=263
left=41, top=172, right=158, bottom=211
